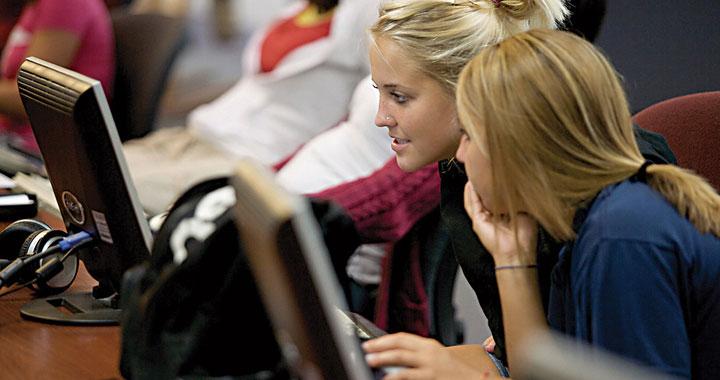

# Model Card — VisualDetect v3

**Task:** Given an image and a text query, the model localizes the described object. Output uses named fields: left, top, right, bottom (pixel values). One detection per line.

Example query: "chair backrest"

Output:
left=633, top=91, right=720, bottom=190
left=111, top=11, right=187, bottom=141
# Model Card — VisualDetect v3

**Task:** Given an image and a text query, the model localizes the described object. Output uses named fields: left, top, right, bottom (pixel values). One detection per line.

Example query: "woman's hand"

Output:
left=463, top=182, right=538, bottom=266
left=363, top=333, right=498, bottom=379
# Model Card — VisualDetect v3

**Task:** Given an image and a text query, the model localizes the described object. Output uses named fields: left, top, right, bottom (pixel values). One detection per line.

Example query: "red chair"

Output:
left=633, top=91, right=720, bottom=190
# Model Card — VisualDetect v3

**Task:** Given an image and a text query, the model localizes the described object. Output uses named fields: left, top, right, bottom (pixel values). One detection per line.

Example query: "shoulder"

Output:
left=34, top=0, right=107, bottom=22
left=36, top=0, right=106, bottom=12
left=579, top=180, right=683, bottom=245
left=573, top=180, right=720, bottom=271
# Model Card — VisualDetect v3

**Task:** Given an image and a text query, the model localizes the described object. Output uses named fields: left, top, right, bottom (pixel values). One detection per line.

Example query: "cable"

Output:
left=0, top=231, right=93, bottom=289
left=0, top=237, right=92, bottom=299
left=35, top=235, right=94, bottom=283
left=0, top=278, right=37, bottom=298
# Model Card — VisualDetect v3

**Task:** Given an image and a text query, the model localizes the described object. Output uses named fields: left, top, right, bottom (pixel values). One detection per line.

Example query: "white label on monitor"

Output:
left=92, top=210, right=114, bottom=244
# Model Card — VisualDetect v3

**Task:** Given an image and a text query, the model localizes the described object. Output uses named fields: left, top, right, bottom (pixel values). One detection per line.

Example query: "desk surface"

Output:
left=0, top=211, right=121, bottom=379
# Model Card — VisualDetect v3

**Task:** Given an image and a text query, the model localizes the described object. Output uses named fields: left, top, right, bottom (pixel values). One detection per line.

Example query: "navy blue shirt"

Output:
left=548, top=180, right=720, bottom=379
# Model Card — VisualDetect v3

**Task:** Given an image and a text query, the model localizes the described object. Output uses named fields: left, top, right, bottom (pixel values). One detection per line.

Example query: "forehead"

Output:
left=369, top=37, right=426, bottom=86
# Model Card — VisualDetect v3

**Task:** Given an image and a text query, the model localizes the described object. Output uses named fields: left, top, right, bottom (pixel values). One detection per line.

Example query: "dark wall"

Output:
left=594, top=0, right=720, bottom=113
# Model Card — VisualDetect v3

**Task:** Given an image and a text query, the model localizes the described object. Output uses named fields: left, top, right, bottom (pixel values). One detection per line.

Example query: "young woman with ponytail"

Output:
left=456, top=29, right=720, bottom=379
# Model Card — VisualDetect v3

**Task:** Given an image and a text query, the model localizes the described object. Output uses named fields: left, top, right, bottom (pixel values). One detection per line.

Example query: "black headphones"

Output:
left=0, top=219, right=79, bottom=294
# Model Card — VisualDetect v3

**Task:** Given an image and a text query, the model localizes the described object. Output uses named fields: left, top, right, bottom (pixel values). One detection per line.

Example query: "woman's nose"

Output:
left=375, top=108, right=395, bottom=127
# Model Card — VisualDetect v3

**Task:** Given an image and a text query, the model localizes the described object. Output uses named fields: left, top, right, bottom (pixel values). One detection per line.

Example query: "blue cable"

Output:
left=58, top=231, right=93, bottom=251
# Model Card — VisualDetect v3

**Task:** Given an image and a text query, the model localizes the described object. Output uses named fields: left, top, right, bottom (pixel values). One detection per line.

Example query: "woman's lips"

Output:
left=391, top=137, right=410, bottom=152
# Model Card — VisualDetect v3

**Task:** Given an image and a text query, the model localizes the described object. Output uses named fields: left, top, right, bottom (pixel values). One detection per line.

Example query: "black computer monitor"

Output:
left=232, top=160, right=394, bottom=380
left=16, top=57, right=152, bottom=324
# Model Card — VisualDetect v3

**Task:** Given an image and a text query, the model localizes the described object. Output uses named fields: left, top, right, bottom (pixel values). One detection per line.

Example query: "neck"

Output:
left=296, top=3, right=335, bottom=27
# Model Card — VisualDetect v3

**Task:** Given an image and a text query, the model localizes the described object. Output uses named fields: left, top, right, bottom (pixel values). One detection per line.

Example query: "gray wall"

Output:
left=594, top=0, right=720, bottom=113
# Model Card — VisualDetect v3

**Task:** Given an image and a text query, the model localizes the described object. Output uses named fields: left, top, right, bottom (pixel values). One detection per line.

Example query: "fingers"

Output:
left=363, top=333, right=438, bottom=353
left=365, top=349, right=424, bottom=369
left=464, top=182, right=494, bottom=230
left=363, top=333, right=441, bottom=369
left=463, top=182, right=484, bottom=217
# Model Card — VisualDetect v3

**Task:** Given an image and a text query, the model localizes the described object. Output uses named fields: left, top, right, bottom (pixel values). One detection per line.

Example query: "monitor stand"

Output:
left=19, top=291, right=120, bottom=325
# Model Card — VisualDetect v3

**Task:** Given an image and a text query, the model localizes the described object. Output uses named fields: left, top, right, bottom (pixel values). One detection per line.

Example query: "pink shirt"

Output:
left=1, top=0, right=115, bottom=95
left=0, top=0, right=114, bottom=152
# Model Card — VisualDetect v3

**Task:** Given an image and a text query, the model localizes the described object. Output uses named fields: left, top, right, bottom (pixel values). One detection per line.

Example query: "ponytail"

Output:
left=646, top=165, right=720, bottom=236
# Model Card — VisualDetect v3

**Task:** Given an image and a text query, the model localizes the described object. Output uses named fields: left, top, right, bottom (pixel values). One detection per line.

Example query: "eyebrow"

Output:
left=371, top=79, right=411, bottom=92
left=370, top=79, right=398, bottom=89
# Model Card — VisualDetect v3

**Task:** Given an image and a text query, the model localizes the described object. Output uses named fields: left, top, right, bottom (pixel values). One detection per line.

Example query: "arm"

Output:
left=493, top=264, right=546, bottom=371
left=463, top=182, right=547, bottom=372
left=0, top=21, right=81, bottom=120
left=311, top=159, right=440, bottom=243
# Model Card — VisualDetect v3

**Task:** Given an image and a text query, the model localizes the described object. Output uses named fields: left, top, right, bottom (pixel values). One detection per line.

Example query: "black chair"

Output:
left=110, top=11, right=187, bottom=141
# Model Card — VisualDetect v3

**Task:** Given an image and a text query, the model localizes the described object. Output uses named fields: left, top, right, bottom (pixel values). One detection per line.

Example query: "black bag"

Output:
left=120, top=177, right=360, bottom=379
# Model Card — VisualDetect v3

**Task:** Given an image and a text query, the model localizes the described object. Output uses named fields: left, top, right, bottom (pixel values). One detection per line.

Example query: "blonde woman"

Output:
left=456, top=29, right=720, bottom=378
left=362, top=0, right=679, bottom=377
left=358, top=0, right=571, bottom=377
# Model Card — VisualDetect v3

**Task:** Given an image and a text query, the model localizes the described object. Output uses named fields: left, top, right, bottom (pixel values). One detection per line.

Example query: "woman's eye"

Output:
left=391, top=92, right=408, bottom=103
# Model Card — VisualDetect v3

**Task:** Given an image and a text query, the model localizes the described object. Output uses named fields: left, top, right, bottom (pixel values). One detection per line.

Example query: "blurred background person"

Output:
left=0, top=0, right=114, bottom=156
left=123, top=0, right=378, bottom=215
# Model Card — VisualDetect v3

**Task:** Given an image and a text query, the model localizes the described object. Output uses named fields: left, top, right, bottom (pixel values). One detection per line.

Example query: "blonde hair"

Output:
left=457, top=29, right=720, bottom=240
left=369, top=0, right=569, bottom=95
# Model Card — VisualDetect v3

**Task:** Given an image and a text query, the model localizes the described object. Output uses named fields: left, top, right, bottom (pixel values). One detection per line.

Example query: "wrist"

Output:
left=492, top=255, right=536, bottom=268
left=494, top=263, right=537, bottom=271
left=490, top=247, right=535, bottom=267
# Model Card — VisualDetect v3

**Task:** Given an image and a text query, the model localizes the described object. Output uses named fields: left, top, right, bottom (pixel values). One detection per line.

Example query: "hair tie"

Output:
left=636, top=161, right=653, bottom=182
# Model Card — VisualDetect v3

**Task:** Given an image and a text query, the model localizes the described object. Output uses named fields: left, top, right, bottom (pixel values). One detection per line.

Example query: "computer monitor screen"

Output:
left=232, top=160, right=380, bottom=380
left=16, top=57, right=152, bottom=322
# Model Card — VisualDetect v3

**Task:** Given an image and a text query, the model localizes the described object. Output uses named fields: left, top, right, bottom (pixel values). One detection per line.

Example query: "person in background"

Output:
left=0, top=0, right=114, bottom=155
left=123, top=0, right=378, bottom=215
left=456, top=29, right=720, bottom=379
left=0, top=5, right=20, bottom=52
left=104, top=0, right=134, bottom=8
